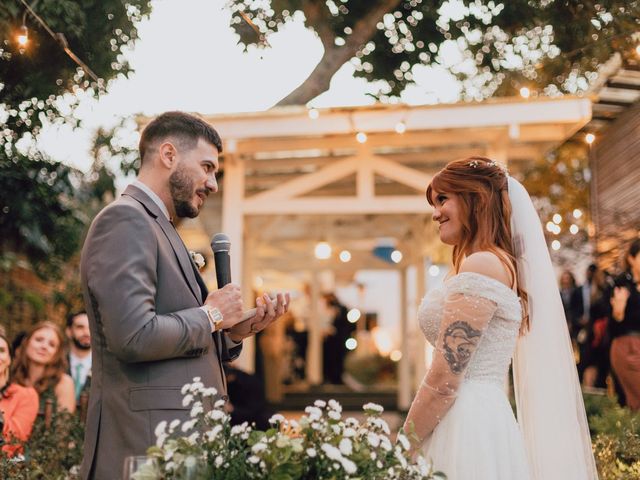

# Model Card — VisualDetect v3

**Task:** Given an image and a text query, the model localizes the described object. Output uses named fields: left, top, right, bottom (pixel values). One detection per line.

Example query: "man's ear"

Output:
left=158, top=141, right=177, bottom=169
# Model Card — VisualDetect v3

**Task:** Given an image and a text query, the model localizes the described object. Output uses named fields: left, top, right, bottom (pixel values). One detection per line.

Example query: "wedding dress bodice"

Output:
left=418, top=272, right=522, bottom=386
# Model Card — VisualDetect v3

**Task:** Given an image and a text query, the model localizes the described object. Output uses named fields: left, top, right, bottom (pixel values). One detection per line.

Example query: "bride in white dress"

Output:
left=403, top=157, right=598, bottom=480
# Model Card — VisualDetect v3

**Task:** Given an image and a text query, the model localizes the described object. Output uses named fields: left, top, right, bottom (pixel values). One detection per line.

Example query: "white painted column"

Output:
left=306, top=271, right=323, bottom=385
left=398, top=267, right=411, bottom=411
left=222, top=155, right=253, bottom=371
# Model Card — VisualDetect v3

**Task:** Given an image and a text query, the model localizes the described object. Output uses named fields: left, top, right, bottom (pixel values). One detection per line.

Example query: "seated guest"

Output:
left=11, top=321, right=75, bottom=415
left=0, top=331, right=39, bottom=456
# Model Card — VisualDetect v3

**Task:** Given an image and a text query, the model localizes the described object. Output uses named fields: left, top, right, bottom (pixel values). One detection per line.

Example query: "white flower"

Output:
left=321, top=444, right=342, bottom=461
left=314, top=399, right=327, bottom=408
left=363, top=402, right=384, bottom=414
left=185, top=455, right=197, bottom=469
left=269, top=414, right=285, bottom=424
left=328, top=399, right=342, bottom=413
left=215, top=456, right=224, bottom=468
left=205, top=425, right=223, bottom=442
left=190, top=401, right=203, bottom=418
left=248, top=455, right=260, bottom=464
left=207, top=409, right=226, bottom=421
left=367, top=432, right=381, bottom=448
left=340, top=457, right=357, bottom=474
left=214, top=398, right=226, bottom=409
left=338, top=438, right=352, bottom=456
left=328, top=410, right=341, bottom=421
left=186, top=432, right=199, bottom=444
left=380, top=437, right=392, bottom=451
left=181, top=384, right=190, bottom=395
left=397, top=433, right=410, bottom=451
left=305, top=406, right=322, bottom=421
left=202, top=387, right=217, bottom=397
left=230, top=423, right=248, bottom=435
left=189, top=251, right=206, bottom=269
left=154, top=421, right=167, bottom=438
left=370, top=452, right=376, bottom=460
left=169, top=419, right=181, bottom=430
left=192, top=376, right=202, bottom=383
left=251, top=443, right=267, bottom=454
left=181, top=419, right=197, bottom=432
left=306, top=447, right=317, bottom=458
left=343, top=427, right=356, bottom=438
left=182, top=394, right=194, bottom=407
left=189, top=381, right=204, bottom=393
left=275, top=436, right=290, bottom=448
left=155, top=433, right=167, bottom=447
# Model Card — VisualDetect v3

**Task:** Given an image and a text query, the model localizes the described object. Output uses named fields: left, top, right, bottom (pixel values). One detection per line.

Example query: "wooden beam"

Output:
left=243, top=196, right=432, bottom=215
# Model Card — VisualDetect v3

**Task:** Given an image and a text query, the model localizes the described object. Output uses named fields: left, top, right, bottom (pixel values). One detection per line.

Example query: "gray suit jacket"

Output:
left=79, top=185, right=241, bottom=479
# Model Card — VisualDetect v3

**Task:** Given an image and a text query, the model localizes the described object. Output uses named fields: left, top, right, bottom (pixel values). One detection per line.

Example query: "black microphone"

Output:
left=211, top=233, right=231, bottom=288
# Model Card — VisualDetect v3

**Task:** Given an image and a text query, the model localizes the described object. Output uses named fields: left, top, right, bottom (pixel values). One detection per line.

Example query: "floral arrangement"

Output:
left=137, top=377, right=446, bottom=480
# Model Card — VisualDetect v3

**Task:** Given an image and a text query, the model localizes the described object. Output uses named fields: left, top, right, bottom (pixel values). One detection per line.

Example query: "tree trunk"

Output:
left=275, top=0, right=403, bottom=106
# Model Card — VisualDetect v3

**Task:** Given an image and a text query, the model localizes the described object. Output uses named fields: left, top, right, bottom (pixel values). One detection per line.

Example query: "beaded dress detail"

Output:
left=415, top=272, right=531, bottom=479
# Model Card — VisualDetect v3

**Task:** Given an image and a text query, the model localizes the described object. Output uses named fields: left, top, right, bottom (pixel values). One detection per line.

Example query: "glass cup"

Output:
left=122, top=455, right=159, bottom=480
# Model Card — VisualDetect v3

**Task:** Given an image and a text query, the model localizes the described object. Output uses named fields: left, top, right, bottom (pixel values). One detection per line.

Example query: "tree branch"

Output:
left=276, top=0, right=403, bottom=106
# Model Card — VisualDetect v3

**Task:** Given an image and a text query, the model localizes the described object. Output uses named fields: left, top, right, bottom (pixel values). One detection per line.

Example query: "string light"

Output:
left=636, top=45, right=640, bottom=56
left=395, top=121, right=406, bottom=134
left=345, top=338, right=358, bottom=350
left=585, top=133, right=595, bottom=145
left=391, top=250, right=403, bottom=263
left=356, top=131, right=367, bottom=143
left=347, top=309, right=361, bottom=323
left=390, top=350, right=402, bottom=362
left=519, top=87, right=531, bottom=98
left=569, top=224, right=579, bottom=235
left=18, top=0, right=100, bottom=82
left=552, top=213, right=562, bottom=224
left=17, top=24, right=28, bottom=49
left=314, top=241, right=332, bottom=260
left=573, top=209, right=583, bottom=219
left=339, top=250, right=351, bottom=262
left=551, top=240, right=561, bottom=251
left=308, top=108, right=319, bottom=120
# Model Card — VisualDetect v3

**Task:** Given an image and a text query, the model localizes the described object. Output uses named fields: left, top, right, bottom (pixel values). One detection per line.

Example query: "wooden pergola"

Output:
left=144, top=95, right=591, bottom=409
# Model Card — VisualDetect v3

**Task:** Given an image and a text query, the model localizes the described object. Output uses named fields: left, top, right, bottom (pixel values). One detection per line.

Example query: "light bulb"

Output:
left=356, top=131, right=367, bottom=143
left=395, top=121, right=406, bottom=134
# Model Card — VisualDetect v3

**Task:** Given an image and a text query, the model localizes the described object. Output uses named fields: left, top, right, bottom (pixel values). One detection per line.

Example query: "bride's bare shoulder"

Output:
left=460, top=251, right=512, bottom=288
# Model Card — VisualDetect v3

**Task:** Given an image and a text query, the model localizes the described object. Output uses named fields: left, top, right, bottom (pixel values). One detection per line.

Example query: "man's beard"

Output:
left=169, top=165, right=199, bottom=218
left=72, top=336, right=91, bottom=351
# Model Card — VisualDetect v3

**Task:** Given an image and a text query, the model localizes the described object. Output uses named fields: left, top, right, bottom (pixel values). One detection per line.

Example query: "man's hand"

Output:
left=611, top=286, right=630, bottom=322
left=204, top=283, right=243, bottom=330
left=227, top=293, right=290, bottom=343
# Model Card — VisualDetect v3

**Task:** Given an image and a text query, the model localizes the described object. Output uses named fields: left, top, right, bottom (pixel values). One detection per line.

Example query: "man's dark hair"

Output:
left=66, top=310, right=87, bottom=328
left=624, top=238, right=640, bottom=271
left=139, top=111, right=223, bottom=164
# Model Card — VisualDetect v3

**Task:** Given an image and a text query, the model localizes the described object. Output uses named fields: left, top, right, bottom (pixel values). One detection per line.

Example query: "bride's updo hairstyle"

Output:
left=426, top=156, right=529, bottom=331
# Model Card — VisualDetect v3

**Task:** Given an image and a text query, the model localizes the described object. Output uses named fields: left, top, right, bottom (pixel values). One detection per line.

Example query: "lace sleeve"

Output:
left=403, top=289, right=498, bottom=449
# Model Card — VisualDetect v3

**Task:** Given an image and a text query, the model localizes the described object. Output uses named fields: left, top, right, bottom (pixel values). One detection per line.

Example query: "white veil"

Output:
left=508, top=177, right=598, bottom=480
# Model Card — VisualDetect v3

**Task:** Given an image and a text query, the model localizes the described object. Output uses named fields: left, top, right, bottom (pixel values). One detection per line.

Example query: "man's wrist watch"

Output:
left=205, top=306, right=224, bottom=332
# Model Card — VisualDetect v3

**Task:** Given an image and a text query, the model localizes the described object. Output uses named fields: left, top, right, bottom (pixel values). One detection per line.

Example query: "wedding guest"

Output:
left=559, top=270, right=584, bottom=341
left=65, top=311, right=92, bottom=403
left=0, top=330, right=39, bottom=457
left=609, top=238, right=640, bottom=410
left=11, top=321, right=76, bottom=415
left=580, top=265, right=611, bottom=388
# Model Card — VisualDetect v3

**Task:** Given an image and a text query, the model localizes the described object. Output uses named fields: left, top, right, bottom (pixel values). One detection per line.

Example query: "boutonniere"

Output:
left=189, top=251, right=206, bottom=270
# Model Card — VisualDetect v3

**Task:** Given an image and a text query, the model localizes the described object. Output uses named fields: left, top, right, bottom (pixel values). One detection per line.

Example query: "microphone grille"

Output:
left=211, top=233, right=231, bottom=253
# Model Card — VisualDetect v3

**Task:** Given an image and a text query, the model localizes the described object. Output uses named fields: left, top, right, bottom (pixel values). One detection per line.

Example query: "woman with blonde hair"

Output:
left=403, top=157, right=597, bottom=479
left=11, top=321, right=75, bottom=415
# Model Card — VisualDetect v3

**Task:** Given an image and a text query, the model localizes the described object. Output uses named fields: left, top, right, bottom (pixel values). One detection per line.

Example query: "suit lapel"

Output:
left=123, top=185, right=201, bottom=303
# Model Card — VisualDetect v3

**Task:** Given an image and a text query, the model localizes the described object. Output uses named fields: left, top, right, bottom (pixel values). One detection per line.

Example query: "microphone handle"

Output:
left=214, top=251, right=232, bottom=287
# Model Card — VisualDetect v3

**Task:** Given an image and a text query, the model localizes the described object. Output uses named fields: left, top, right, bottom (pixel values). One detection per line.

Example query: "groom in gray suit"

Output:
left=79, top=111, right=288, bottom=479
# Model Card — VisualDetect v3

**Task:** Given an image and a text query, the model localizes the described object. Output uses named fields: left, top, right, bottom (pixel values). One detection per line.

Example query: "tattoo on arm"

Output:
left=442, top=321, right=482, bottom=374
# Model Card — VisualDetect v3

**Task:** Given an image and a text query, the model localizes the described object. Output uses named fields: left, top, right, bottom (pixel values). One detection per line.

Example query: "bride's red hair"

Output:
left=426, top=156, right=530, bottom=332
